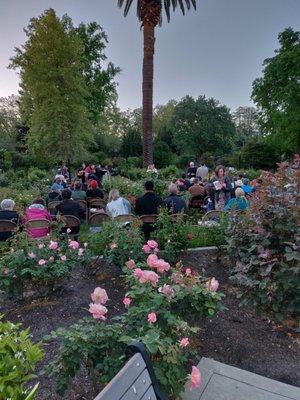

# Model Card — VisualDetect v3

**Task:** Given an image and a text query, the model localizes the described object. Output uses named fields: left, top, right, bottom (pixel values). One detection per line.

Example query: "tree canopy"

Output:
left=252, top=27, right=300, bottom=154
left=170, top=95, right=236, bottom=160
left=9, top=9, right=118, bottom=165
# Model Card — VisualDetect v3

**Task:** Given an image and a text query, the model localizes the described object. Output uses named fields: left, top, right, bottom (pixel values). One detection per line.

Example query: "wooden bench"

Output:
left=94, top=342, right=167, bottom=400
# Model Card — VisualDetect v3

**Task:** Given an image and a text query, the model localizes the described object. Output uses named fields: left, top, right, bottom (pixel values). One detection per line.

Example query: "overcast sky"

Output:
left=0, top=0, right=299, bottom=112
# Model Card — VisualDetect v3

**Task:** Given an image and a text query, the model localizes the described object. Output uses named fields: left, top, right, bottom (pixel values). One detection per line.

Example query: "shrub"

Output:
left=226, top=156, right=300, bottom=320
left=89, top=220, right=144, bottom=267
left=159, top=165, right=180, bottom=179
left=0, top=317, right=44, bottom=400
left=0, top=230, right=91, bottom=298
left=45, top=244, right=223, bottom=399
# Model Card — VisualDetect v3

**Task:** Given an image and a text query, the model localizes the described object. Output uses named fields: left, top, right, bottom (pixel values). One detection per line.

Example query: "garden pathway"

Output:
left=182, top=358, right=300, bottom=400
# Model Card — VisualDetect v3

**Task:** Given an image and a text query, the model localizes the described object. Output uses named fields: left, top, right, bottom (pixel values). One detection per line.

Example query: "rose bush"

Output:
left=0, top=231, right=91, bottom=298
left=226, top=156, right=300, bottom=320
left=0, top=316, right=44, bottom=400
left=45, top=242, right=223, bottom=399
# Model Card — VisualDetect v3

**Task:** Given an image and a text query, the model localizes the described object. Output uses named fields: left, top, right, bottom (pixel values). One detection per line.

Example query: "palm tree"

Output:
left=118, top=0, right=196, bottom=167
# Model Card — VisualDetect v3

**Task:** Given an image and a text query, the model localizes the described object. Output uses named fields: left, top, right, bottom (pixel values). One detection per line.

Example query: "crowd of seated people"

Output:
left=0, top=159, right=260, bottom=242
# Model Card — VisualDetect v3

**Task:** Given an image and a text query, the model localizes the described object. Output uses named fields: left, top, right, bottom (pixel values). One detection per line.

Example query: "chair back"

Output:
left=189, top=195, right=205, bottom=209
left=87, top=198, right=107, bottom=209
left=169, top=213, right=188, bottom=223
left=75, top=199, right=87, bottom=210
left=89, top=213, right=110, bottom=226
left=114, top=214, right=137, bottom=223
left=0, top=220, right=18, bottom=233
left=62, top=215, right=81, bottom=229
left=202, top=210, right=225, bottom=223
left=139, top=214, right=158, bottom=224
left=25, top=219, right=51, bottom=230
left=48, top=201, right=61, bottom=216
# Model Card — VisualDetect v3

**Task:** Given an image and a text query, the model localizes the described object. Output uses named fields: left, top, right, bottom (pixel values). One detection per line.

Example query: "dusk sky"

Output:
left=0, top=0, right=299, bottom=112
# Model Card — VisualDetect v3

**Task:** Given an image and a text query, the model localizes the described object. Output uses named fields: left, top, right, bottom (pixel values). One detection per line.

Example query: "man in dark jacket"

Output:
left=135, top=181, right=163, bottom=239
left=164, top=184, right=188, bottom=214
left=56, top=189, right=84, bottom=234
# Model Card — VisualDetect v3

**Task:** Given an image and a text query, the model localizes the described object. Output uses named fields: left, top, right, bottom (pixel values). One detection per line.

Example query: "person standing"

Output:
left=211, top=165, right=232, bottom=210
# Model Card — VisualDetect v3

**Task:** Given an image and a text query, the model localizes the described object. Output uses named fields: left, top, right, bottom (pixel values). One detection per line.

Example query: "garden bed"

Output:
left=1, top=251, right=299, bottom=399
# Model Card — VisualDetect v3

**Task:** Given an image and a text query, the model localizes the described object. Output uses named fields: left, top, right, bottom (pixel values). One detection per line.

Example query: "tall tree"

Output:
left=252, top=27, right=300, bottom=154
left=170, top=95, right=236, bottom=159
left=117, top=0, right=197, bottom=167
left=9, top=9, right=93, bottom=164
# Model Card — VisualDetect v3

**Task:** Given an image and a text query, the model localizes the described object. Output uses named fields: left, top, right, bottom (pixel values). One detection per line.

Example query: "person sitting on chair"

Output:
left=72, top=181, right=87, bottom=201
left=86, top=179, right=104, bottom=199
left=56, top=189, right=85, bottom=234
left=188, top=178, right=206, bottom=198
left=0, top=199, right=20, bottom=241
left=135, top=181, right=163, bottom=239
left=164, top=184, right=188, bottom=214
left=23, top=198, right=51, bottom=238
left=106, top=189, right=132, bottom=218
left=225, top=188, right=249, bottom=211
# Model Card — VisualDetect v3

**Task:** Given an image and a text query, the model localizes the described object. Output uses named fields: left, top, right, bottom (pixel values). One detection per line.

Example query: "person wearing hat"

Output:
left=86, top=179, right=104, bottom=199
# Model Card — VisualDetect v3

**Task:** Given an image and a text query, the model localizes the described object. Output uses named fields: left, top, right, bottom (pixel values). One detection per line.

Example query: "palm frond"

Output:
left=118, top=0, right=134, bottom=16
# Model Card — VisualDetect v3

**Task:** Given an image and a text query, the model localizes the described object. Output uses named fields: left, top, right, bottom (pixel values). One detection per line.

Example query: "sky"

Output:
left=0, top=0, right=299, bottom=112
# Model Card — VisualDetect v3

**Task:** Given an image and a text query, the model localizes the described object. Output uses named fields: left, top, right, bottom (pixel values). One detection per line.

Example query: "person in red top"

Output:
left=23, top=198, right=52, bottom=238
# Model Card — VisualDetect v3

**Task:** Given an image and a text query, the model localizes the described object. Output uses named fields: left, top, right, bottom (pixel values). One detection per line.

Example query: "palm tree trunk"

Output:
left=142, top=22, right=155, bottom=167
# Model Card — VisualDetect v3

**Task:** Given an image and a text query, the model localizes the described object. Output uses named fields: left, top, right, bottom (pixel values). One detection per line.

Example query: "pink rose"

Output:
left=60, top=255, right=67, bottom=261
left=133, top=269, right=159, bottom=287
left=147, top=254, right=159, bottom=268
left=147, top=240, right=158, bottom=249
left=125, top=259, right=136, bottom=269
left=205, top=277, right=219, bottom=292
left=28, top=252, right=36, bottom=259
left=69, top=240, right=80, bottom=249
left=38, top=259, right=46, bottom=266
left=188, top=366, right=201, bottom=390
left=155, top=259, right=170, bottom=274
left=142, top=244, right=151, bottom=254
left=109, top=242, right=118, bottom=250
left=179, top=337, right=189, bottom=348
left=123, top=297, right=131, bottom=307
left=49, top=241, right=58, bottom=250
left=89, top=303, right=108, bottom=320
left=3, top=267, right=9, bottom=275
left=67, top=228, right=72, bottom=234
left=185, top=268, right=192, bottom=276
left=91, top=287, right=108, bottom=304
left=78, top=248, right=84, bottom=256
left=147, top=312, right=157, bottom=324
left=158, top=284, right=174, bottom=299
left=38, top=243, right=44, bottom=249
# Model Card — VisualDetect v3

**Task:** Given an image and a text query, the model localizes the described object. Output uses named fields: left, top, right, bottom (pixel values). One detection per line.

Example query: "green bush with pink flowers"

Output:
left=45, top=240, right=224, bottom=399
left=0, top=231, right=91, bottom=298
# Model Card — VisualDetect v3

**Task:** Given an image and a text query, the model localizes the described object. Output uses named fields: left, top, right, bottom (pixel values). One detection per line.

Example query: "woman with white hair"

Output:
left=106, top=189, right=132, bottom=218
left=225, top=188, right=249, bottom=211
left=0, top=199, right=20, bottom=241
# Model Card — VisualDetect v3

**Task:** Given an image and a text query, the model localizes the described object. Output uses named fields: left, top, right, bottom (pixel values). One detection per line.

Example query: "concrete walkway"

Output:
left=182, top=358, right=300, bottom=400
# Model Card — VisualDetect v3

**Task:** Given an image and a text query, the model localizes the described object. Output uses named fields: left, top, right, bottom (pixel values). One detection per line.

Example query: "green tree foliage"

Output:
left=153, top=140, right=173, bottom=168
left=239, top=140, right=279, bottom=170
left=9, top=9, right=118, bottom=165
left=74, top=21, right=120, bottom=124
left=121, top=127, right=142, bottom=157
left=252, top=27, right=300, bottom=154
left=170, top=95, right=236, bottom=160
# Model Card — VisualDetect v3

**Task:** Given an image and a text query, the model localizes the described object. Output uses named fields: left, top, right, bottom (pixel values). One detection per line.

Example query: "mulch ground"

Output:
left=1, top=252, right=299, bottom=399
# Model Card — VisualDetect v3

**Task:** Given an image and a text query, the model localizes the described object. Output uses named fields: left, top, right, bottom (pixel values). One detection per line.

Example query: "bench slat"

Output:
left=94, top=353, right=146, bottom=400
left=121, top=369, right=152, bottom=400
left=140, top=386, right=157, bottom=400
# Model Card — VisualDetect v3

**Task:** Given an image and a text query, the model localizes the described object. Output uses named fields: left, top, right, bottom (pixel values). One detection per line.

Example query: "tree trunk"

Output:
left=142, top=22, right=155, bottom=167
